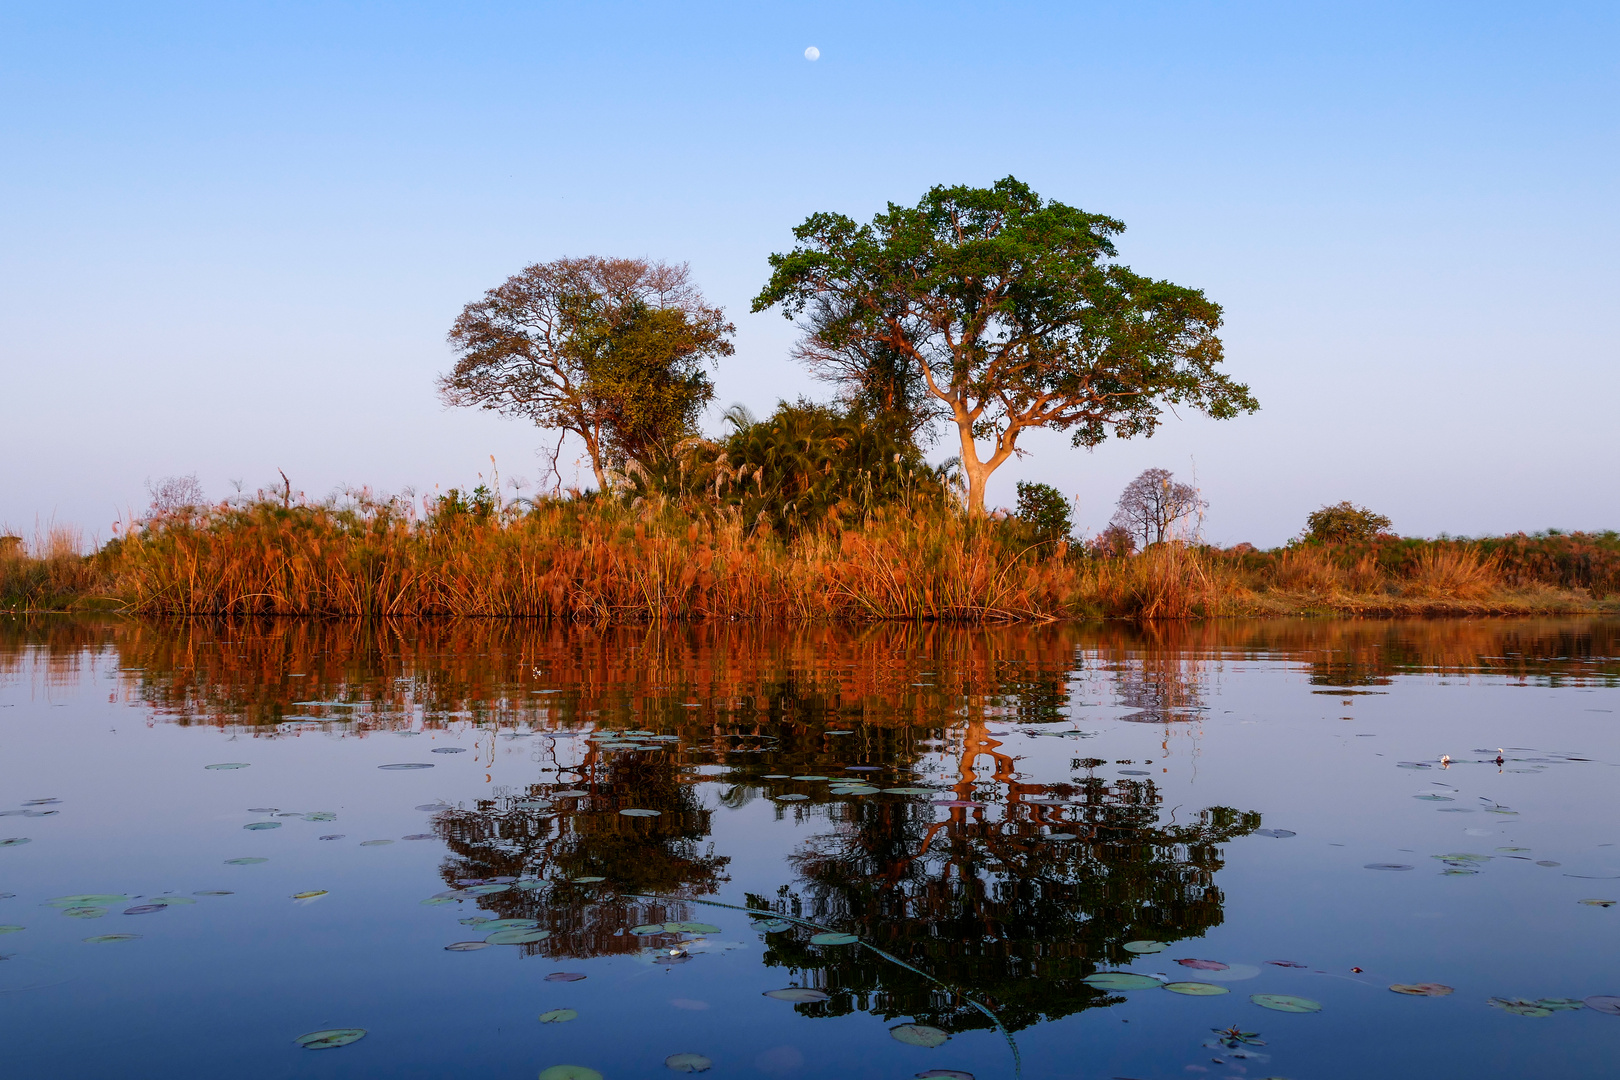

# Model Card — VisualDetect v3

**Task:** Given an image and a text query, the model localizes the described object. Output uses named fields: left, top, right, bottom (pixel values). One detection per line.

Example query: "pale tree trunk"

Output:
left=955, top=413, right=1016, bottom=517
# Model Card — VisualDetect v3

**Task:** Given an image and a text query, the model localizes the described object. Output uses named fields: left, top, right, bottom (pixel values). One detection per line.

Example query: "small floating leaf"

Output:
left=664, top=922, right=720, bottom=934
left=774, top=794, right=809, bottom=802
left=291, top=891, right=328, bottom=900
left=545, top=972, right=587, bottom=982
left=1082, top=972, right=1163, bottom=990
left=1579, top=898, right=1616, bottom=907
left=123, top=904, right=166, bottom=915
left=1364, top=863, right=1413, bottom=871
left=1251, top=994, right=1322, bottom=1013
left=377, top=763, right=434, bottom=770
left=619, top=809, right=661, bottom=817
left=444, top=941, right=489, bottom=951
left=243, top=822, right=281, bottom=831
left=1255, top=829, right=1296, bottom=838
left=0, top=924, right=22, bottom=934
left=1123, top=941, right=1167, bottom=954
left=302, top=812, right=337, bottom=822
left=194, top=891, right=234, bottom=896
left=756, top=920, right=793, bottom=933
left=891, top=1024, right=950, bottom=1048
left=1163, top=982, right=1229, bottom=996
left=415, top=802, right=453, bottom=812
left=810, top=932, right=858, bottom=945
left=47, top=894, right=126, bottom=907
left=631, top=924, right=667, bottom=935
left=1584, top=995, right=1620, bottom=1016
left=664, top=1053, right=712, bottom=1073
left=295, top=1028, right=367, bottom=1049
left=318, top=834, right=346, bottom=841
left=538, top=1067, right=602, bottom=1080
left=1390, top=983, right=1454, bottom=996
left=1536, top=998, right=1586, bottom=1011
left=225, top=857, right=268, bottom=865
left=916, top=1072, right=975, bottom=1080
left=763, top=987, right=828, bottom=1002
left=1176, top=959, right=1229, bottom=971
left=431, top=747, right=467, bottom=754
left=466, top=883, right=510, bottom=895
left=204, top=763, right=250, bottom=770
left=1413, top=794, right=1454, bottom=802
left=487, top=927, right=552, bottom=945
left=83, top=934, right=139, bottom=943
left=538, top=1009, right=577, bottom=1024
left=1488, top=997, right=1552, bottom=1017
left=62, top=906, right=107, bottom=918
left=0, top=838, right=33, bottom=847
left=885, top=787, right=937, bottom=795
left=791, top=776, right=829, bottom=782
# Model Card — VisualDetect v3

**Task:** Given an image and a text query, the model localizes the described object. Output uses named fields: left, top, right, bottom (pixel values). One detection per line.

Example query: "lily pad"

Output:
left=1124, top=941, right=1168, bottom=954
left=619, top=809, right=661, bottom=817
left=243, top=822, right=281, bottom=831
left=415, top=802, right=453, bottom=812
left=553, top=790, right=588, bottom=798
left=194, top=891, right=234, bottom=896
left=359, top=839, right=393, bottom=847
left=0, top=838, right=33, bottom=847
left=631, top=924, right=667, bottom=935
left=1390, top=983, right=1454, bottom=996
left=123, top=904, right=166, bottom=915
left=482, top=919, right=539, bottom=931
left=774, top=794, right=810, bottom=802
left=1251, top=994, right=1321, bottom=1013
left=377, top=763, right=434, bottom=770
left=1163, top=981, right=1230, bottom=996
left=665, top=1053, right=713, bottom=1073
left=431, top=747, right=467, bottom=754
left=291, top=891, right=328, bottom=900
left=755, top=920, right=793, bottom=933
left=792, top=776, right=830, bottom=782
left=302, top=812, right=337, bottom=822
left=1488, top=997, right=1552, bottom=1017
left=1176, top=959, right=1229, bottom=971
left=538, top=1068, right=602, bottom=1080
left=295, top=1028, right=367, bottom=1049
left=546, top=972, right=587, bottom=983
left=487, top=927, right=552, bottom=945
left=1364, top=863, right=1413, bottom=871
left=570, top=876, right=606, bottom=884
left=885, top=787, right=937, bottom=795
left=763, top=987, right=829, bottom=1002
left=225, top=857, right=268, bottom=865
left=1254, top=829, right=1296, bottom=838
left=810, top=932, right=858, bottom=945
left=1082, top=972, right=1164, bottom=990
left=47, top=894, right=127, bottom=907
left=204, top=763, right=250, bottom=770
left=83, top=934, right=140, bottom=943
left=465, top=883, right=510, bottom=895
left=0, top=925, right=23, bottom=934
left=891, top=1024, right=950, bottom=1048
left=444, top=941, right=490, bottom=951
left=664, top=922, right=721, bottom=934
left=319, top=834, right=346, bottom=841
left=1413, top=794, right=1454, bottom=802
left=62, top=906, right=107, bottom=919
left=1584, top=995, right=1620, bottom=1016
left=539, top=1009, right=578, bottom=1023
left=1537, top=998, right=1586, bottom=1011
left=916, top=1072, right=976, bottom=1080
left=1579, top=899, right=1616, bottom=907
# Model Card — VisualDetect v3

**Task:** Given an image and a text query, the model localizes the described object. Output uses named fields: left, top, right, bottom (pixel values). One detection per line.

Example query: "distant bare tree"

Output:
left=1110, top=468, right=1205, bottom=547
left=145, top=474, right=206, bottom=517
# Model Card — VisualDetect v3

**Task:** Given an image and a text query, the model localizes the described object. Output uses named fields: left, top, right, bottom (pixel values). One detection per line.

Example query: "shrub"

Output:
left=1304, top=502, right=1391, bottom=544
left=1014, top=482, right=1073, bottom=547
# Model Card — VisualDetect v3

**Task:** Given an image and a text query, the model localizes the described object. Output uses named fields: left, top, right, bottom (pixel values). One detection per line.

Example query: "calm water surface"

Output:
left=1, top=617, right=1617, bottom=1079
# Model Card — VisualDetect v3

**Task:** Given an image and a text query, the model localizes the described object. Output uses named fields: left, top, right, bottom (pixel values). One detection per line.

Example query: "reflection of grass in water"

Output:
left=629, top=891, right=1022, bottom=1080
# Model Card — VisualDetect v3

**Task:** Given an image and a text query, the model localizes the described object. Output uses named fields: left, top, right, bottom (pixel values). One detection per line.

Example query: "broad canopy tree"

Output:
left=441, top=257, right=733, bottom=490
left=753, top=177, right=1258, bottom=515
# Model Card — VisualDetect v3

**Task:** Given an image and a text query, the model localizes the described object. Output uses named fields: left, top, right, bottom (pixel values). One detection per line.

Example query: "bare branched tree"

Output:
left=145, top=474, right=206, bottom=517
left=1110, top=468, right=1205, bottom=547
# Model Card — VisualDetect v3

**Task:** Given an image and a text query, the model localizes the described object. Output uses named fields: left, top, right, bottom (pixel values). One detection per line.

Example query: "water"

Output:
left=1, top=617, right=1618, bottom=1079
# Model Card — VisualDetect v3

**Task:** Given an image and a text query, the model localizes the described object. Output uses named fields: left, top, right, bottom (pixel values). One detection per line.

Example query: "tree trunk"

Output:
left=957, top=418, right=991, bottom=516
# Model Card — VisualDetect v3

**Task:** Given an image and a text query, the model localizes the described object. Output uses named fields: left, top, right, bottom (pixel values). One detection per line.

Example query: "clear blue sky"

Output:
left=3, top=1, right=1615, bottom=546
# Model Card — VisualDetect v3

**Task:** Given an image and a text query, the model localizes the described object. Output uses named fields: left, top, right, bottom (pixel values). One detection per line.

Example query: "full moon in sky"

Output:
left=804, top=46, right=820, bottom=61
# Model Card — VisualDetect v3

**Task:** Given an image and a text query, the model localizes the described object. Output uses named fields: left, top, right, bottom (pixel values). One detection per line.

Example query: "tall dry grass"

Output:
left=0, top=524, right=102, bottom=612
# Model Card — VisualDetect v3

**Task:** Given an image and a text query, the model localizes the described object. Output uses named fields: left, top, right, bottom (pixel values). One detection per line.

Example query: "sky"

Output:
left=2, top=1, right=1615, bottom=547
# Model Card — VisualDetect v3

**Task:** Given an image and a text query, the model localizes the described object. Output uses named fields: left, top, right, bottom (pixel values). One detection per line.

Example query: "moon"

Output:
left=804, top=46, right=820, bottom=61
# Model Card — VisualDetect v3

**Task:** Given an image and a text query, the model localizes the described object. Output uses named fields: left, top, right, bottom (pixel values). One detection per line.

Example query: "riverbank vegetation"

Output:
left=3, top=493, right=1615, bottom=619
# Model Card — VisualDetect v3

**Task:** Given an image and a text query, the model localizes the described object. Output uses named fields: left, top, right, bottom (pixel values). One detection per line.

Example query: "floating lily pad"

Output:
left=891, top=1024, right=950, bottom=1048
left=1083, top=972, right=1164, bottom=990
left=774, top=794, right=810, bottom=802
left=810, top=932, right=858, bottom=946
left=0, top=838, right=32, bottom=847
left=61, top=906, right=106, bottom=918
left=1537, top=998, right=1586, bottom=1011
left=1413, top=794, right=1454, bottom=802
left=1579, top=899, right=1616, bottom=907
left=83, top=934, right=139, bottom=943
left=1123, top=940, right=1168, bottom=954
left=885, top=787, right=937, bottom=795
left=539, top=1009, right=578, bottom=1023
left=665, top=922, right=721, bottom=934
left=291, top=890, right=328, bottom=900
left=1255, top=829, right=1296, bottom=838
left=833, top=786, right=881, bottom=795
left=22, top=799, right=60, bottom=806
left=1584, top=995, right=1620, bottom=1016
left=482, top=919, right=539, bottom=931
left=620, top=809, right=661, bottom=817
left=546, top=972, right=587, bottom=982
left=47, top=894, right=126, bottom=907
left=487, top=927, right=552, bottom=945
left=1390, top=983, right=1454, bottom=996
left=1489, top=997, right=1552, bottom=1017
left=123, top=904, right=166, bottom=915
left=431, top=747, right=467, bottom=754
left=377, top=763, right=434, bottom=770
left=1176, top=959, right=1229, bottom=971
left=194, top=891, right=234, bottom=897
left=764, top=987, right=828, bottom=1002
left=319, top=834, right=346, bottom=841
left=791, top=776, right=829, bottom=782
left=444, top=941, right=489, bottom=951
left=204, top=763, right=250, bottom=770
left=1251, top=994, right=1321, bottom=1013
left=415, top=803, right=453, bottom=812
left=295, top=1028, right=367, bottom=1049
left=538, top=1067, right=602, bottom=1080
left=421, top=898, right=456, bottom=906
left=466, top=883, right=510, bottom=895
left=359, top=839, right=393, bottom=847
left=1267, top=960, right=1308, bottom=968
left=665, top=1053, right=712, bottom=1073
left=1364, top=863, right=1413, bottom=871
left=916, top=1072, right=975, bottom=1080
left=302, top=812, right=337, bottom=822
left=631, top=924, right=667, bottom=935
left=243, top=822, right=281, bottom=831
left=553, top=790, right=588, bottom=798
left=225, top=857, right=268, bottom=865
left=0, top=924, right=21, bottom=934
left=756, top=919, right=793, bottom=933
left=1163, top=981, right=1229, bottom=996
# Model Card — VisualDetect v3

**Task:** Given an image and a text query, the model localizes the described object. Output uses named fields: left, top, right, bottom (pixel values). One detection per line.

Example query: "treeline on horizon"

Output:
left=4, top=177, right=1615, bottom=619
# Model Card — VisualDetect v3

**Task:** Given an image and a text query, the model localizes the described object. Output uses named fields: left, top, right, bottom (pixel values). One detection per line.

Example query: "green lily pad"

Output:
left=0, top=838, right=31, bottom=847
left=664, top=922, right=721, bottom=934
left=480, top=919, right=539, bottom=931
left=792, top=776, right=829, bottom=782
left=359, top=839, right=393, bottom=847
left=204, top=763, right=250, bottom=770
left=1123, top=940, right=1167, bottom=954
left=466, top=883, right=510, bottom=895
left=61, top=906, right=108, bottom=919
left=303, top=812, right=337, bottom=821
left=444, top=941, right=490, bottom=951
left=83, top=934, right=140, bottom=943
left=487, top=927, right=552, bottom=945
left=1489, top=997, right=1552, bottom=1017
left=47, top=894, right=127, bottom=907
left=1251, top=994, right=1321, bottom=1013
left=0, top=925, right=24, bottom=934
left=810, top=932, right=858, bottom=945
left=1390, top=983, right=1454, bottom=996
left=291, top=891, right=328, bottom=901
left=620, top=809, right=661, bottom=817
left=832, top=786, right=881, bottom=795
left=891, top=1024, right=949, bottom=1048
left=756, top=919, right=793, bottom=933
left=631, top=924, right=668, bottom=935
left=665, top=1053, right=712, bottom=1073
left=571, top=876, right=606, bottom=884
left=1163, top=981, right=1229, bottom=996
left=538, top=1067, right=603, bottom=1080
left=774, top=794, right=809, bottom=802
left=243, top=822, right=281, bottom=831
left=763, top=987, right=828, bottom=1002
left=538, top=1009, right=577, bottom=1024
left=1413, top=794, right=1454, bottom=801
left=884, top=787, right=937, bottom=795
left=295, top=1028, right=367, bottom=1049
left=1537, top=998, right=1587, bottom=1011
left=224, top=857, right=268, bottom=865
left=1579, top=898, right=1616, bottom=907
left=1083, top=972, right=1164, bottom=990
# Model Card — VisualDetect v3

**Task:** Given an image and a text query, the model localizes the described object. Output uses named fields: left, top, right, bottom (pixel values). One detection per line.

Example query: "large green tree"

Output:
left=753, top=177, right=1258, bottom=514
left=441, top=257, right=732, bottom=489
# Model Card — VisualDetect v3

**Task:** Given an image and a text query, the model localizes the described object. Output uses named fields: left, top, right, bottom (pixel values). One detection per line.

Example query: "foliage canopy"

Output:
left=1304, top=501, right=1392, bottom=544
